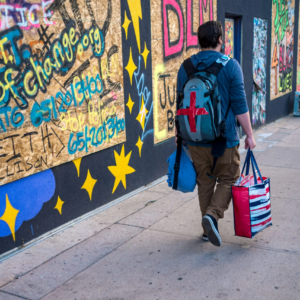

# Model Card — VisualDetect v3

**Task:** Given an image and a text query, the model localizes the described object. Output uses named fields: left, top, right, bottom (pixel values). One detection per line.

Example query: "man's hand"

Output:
left=236, top=112, right=256, bottom=151
left=245, top=135, right=256, bottom=150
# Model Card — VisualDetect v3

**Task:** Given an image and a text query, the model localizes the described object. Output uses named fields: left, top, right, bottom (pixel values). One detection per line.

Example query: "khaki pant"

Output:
left=188, top=145, right=240, bottom=235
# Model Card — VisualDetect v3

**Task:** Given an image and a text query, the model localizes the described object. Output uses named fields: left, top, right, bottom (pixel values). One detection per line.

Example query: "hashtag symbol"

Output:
left=38, top=25, right=54, bottom=52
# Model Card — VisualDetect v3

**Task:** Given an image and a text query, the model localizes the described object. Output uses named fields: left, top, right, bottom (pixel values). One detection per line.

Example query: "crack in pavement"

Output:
left=0, top=290, right=32, bottom=300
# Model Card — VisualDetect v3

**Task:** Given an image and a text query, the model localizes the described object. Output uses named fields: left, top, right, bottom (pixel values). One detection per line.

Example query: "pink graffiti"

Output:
left=200, top=0, right=213, bottom=25
left=187, top=0, right=197, bottom=48
left=0, top=0, right=54, bottom=30
left=287, top=46, right=293, bottom=69
left=163, top=0, right=214, bottom=57
left=111, top=91, right=118, bottom=100
left=279, top=45, right=285, bottom=73
left=163, top=0, right=184, bottom=58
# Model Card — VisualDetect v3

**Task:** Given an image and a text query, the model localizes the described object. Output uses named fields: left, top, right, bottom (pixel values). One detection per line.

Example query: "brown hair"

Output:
left=197, top=20, right=223, bottom=49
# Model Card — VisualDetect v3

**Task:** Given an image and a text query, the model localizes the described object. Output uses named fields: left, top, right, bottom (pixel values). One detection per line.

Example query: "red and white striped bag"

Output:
left=232, top=150, right=272, bottom=238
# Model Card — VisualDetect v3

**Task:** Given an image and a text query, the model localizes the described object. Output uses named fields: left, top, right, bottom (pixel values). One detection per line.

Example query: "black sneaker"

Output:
left=202, top=234, right=209, bottom=242
left=202, top=215, right=222, bottom=247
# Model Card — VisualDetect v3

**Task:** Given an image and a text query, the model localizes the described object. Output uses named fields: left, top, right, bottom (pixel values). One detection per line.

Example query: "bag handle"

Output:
left=241, top=149, right=264, bottom=185
left=241, top=148, right=251, bottom=176
left=250, top=151, right=264, bottom=184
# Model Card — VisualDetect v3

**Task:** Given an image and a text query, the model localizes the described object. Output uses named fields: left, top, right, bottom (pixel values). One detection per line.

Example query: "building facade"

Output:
left=0, top=0, right=298, bottom=255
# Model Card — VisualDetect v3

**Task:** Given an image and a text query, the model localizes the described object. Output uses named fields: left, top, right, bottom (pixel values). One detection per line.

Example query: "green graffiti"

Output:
left=279, top=71, right=292, bottom=92
left=273, top=0, right=289, bottom=42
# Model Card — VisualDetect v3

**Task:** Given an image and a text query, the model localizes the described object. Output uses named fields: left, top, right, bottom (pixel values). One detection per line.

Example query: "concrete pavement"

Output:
left=0, top=115, right=300, bottom=300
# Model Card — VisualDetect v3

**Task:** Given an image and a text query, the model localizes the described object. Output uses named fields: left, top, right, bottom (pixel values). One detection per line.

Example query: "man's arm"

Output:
left=236, top=112, right=256, bottom=150
left=228, top=60, right=256, bottom=150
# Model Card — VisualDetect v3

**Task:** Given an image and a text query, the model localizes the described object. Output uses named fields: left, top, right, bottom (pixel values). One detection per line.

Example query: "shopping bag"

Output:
left=232, top=149, right=272, bottom=238
left=166, top=143, right=197, bottom=193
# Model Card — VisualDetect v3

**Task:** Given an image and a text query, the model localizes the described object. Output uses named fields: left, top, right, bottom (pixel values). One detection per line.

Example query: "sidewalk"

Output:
left=0, top=115, right=299, bottom=300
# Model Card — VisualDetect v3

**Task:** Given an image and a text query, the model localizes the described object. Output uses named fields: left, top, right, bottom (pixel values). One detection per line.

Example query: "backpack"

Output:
left=176, top=55, right=231, bottom=143
left=173, top=55, right=232, bottom=185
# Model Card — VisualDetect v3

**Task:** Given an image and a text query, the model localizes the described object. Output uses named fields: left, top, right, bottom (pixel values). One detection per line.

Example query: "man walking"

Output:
left=175, top=21, right=256, bottom=247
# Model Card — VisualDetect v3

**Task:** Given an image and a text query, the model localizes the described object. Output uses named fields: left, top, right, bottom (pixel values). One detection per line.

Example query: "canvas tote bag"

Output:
left=232, top=149, right=272, bottom=238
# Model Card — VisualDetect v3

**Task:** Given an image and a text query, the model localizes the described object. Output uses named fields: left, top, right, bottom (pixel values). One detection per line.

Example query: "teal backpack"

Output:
left=176, top=55, right=231, bottom=143
left=173, top=55, right=231, bottom=186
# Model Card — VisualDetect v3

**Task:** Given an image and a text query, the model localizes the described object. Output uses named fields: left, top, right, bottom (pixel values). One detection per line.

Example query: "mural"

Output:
left=0, top=0, right=153, bottom=254
left=0, top=169, right=55, bottom=240
left=225, top=19, right=234, bottom=57
left=297, top=2, right=300, bottom=91
left=0, top=0, right=126, bottom=186
left=270, top=0, right=294, bottom=100
left=252, top=18, right=268, bottom=126
left=151, top=0, right=217, bottom=144
left=1, top=0, right=297, bottom=256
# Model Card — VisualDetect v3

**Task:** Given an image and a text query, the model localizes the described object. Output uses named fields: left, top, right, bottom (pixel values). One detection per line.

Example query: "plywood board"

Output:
left=270, top=0, right=295, bottom=100
left=151, top=0, right=217, bottom=144
left=252, top=18, right=268, bottom=126
left=297, top=2, right=300, bottom=91
left=0, top=0, right=125, bottom=186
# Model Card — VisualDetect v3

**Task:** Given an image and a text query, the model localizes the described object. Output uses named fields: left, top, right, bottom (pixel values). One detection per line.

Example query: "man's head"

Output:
left=197, top=21, right=223, bottom=52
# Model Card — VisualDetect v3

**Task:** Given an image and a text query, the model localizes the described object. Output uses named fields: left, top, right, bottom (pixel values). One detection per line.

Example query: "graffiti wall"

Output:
left=270, top=0, right=295, bottom=100
left=297, top=2, right=300, bottom=91
left=252, top=18, right=268, bottom=126
left=225, top=19, right=234, bottom=57
left=0, top=0, right=125, bottom=187
left=0, top=0, right=160, bottom=256
left=151, top=0, right=217, bottom=144
left=1, top=0, right=299, bottom=256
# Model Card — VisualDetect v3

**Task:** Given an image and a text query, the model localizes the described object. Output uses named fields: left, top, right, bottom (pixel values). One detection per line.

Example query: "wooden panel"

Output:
left=151, top=0, right=217, bottom=144
left=0, top=0, right=125, bottom=186
left=270, top=0, right=295, bottom=100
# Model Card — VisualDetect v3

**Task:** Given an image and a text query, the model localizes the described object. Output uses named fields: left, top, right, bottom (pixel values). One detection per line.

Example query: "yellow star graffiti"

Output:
left=125, top=47, right=137, bottom=85
left=81, top=170, right=97, bottom=201
left=73, top=158, right=82, bottom=177
left=141, top=42, right=150, bottom=69
left=136, top=95, right=149, bottom=131
left=108, top=145, right=135, bottom=194
left=136, top=136, right=143, bottom=157
left=0, top=194, right=19, bottom=242
left=54, top=196, right=64, bottom=215
left=122, top=11, right=131, bottom=40
left=126, top=94, right=135, bottom=114
left=127, top=0, right=142, bottom=53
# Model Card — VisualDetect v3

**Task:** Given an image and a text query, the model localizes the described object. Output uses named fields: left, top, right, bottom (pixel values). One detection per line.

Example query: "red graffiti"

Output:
left=279, top=45, right=285, bottom=73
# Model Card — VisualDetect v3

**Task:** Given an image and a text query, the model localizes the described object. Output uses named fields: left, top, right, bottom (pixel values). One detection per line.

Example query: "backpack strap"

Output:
left=205, top=56, right=232, bottom=182
left=176, top=58, right=196, bottom=111
left=207, top=157, right=221, bottom=183
left=183, top=58, right=197, bottom=79
left=204, top=60, right=229, bottom=97
left=206, top=101, right=231, bottom=182
left=205, top=60, right=226, bottom=77
left=173, top=136, right=182, bottom=190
